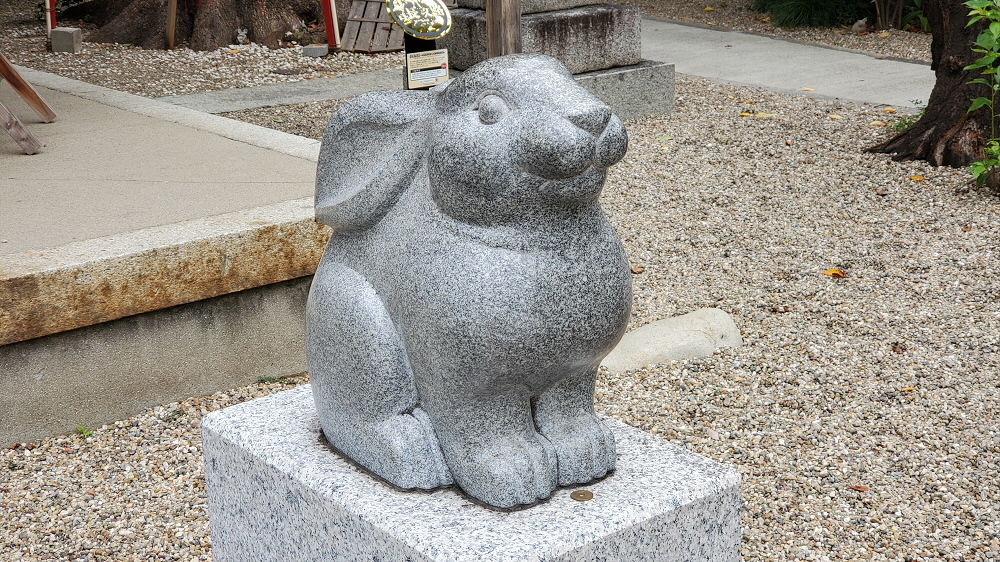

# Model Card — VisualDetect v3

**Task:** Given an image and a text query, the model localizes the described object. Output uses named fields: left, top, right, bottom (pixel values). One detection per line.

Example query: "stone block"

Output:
left=203, top=385, right=743, bottom=560
left=439, top=5, right=641, bottom=73
left=50, top=27, right=82, bottom=54
left=575, top=60, right=675, bottom=121
left=455, top=0, right=601, bottom=15
left=602, top=308, right=742, bottom=372
left=302, top=43, right=329, bottom=57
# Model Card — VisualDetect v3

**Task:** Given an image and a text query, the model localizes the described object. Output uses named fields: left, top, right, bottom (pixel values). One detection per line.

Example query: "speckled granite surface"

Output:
left=203, top=385, right=743, bottom=561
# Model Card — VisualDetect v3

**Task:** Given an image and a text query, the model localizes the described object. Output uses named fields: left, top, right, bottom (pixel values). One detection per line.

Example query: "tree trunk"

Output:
left=868, top=0, right=989, bottom=167
left=83, top=0, right=351, bottom=51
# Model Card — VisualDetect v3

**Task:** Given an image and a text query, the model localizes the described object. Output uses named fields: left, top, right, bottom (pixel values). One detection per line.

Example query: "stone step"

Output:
left=440, top=5, right=642, bottom=74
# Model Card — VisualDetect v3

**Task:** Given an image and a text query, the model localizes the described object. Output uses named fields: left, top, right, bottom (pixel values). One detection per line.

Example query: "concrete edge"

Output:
left=156, top=68, right=402, bottom=114
left=0, top=198, right=330, bottom=345
left=13, top=64, right=322, bottom=161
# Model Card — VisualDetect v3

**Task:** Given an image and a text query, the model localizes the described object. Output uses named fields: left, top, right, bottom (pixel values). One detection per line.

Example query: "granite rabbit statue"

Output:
left=307, top=54, right=632, bottom=509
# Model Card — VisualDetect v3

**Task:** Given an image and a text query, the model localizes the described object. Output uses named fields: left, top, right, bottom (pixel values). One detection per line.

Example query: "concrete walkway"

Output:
left=0, top=71, right=319, bottom=254
left=642, top=20, right=933, bottom=109
left=155, top=19, right=935, bottom=114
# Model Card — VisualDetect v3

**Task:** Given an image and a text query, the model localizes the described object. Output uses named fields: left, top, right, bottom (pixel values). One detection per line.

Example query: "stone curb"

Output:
left=0, top=199, right=329, bottom=345
left=2, top=67, right=330, bottom=345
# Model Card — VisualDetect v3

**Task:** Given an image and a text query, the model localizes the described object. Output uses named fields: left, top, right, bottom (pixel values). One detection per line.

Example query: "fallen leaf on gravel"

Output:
left=909, top=175, right=927, bottom=181
left=758, top=16, right=770, bottom=23
left=739, top=112, right=752, bottom=117
left=228, top=49, right=240, bottom=54
left=704, top=6, right=715, bottom=11
left=755, top=113, right=775, bottom=119
left=834, top=29, right=845, bottom=34
left=884, top=107, right=897, bottom=114
left=848, top=485, right=870, bottom=492
left=631, top=264, right=646, bottom=274
left=828, top=114, right=843, bottom=120
left=822, top=268, right=848, bottom=278
left=870, top=121, right=888, bottom=127
left=802, top=87, right=815, bottom=92
left=900, top=387, right=917, bottom=392
left=878, top=32, right=891, bottom=37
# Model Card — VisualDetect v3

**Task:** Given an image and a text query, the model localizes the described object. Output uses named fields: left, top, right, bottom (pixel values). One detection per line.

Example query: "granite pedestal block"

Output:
left=203, top=385, right=743, bottom=561
left=439, top=5, right=641, bottom=73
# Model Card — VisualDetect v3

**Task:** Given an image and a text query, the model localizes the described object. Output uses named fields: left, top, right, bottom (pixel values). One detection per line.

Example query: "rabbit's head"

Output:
left=315, top=55, right=627, bottom=231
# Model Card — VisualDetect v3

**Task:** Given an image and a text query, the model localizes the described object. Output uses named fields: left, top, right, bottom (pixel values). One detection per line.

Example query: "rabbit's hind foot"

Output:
left=428, top=388, right=560, bottom=508
left=536, top=412, right=615, bottom=487
left=533, top=370, right=617, bottom=486
left=448, top=431, right=559, bottom=509
left=330, top=409, right=453, bottom=491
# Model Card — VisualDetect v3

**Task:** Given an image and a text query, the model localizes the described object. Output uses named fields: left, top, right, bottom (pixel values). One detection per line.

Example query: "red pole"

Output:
left=321, top=0, right=340, bottom=49
left=45, top=0, right=58, bottom=36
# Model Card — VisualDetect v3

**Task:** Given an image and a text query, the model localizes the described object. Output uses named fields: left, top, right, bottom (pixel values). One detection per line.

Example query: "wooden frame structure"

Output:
left=0, top=53, right=56, bottom=155
left=341, top=0, right=405, bottom=53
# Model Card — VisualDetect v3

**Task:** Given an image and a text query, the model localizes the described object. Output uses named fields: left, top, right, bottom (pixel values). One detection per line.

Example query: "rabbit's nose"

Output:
left=567, top=105, right=612, bottom=136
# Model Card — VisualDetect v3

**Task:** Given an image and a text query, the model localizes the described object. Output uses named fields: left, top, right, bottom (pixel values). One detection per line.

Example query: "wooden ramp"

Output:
left=340, top=0, right=404, bottom=53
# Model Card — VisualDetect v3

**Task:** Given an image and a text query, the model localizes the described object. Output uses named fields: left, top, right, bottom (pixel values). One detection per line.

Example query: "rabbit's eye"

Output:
left=477, top=94, right=507, bottom=125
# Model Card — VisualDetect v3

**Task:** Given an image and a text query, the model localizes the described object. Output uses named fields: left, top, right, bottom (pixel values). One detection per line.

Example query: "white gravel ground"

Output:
left=635, top=0, right=933, bottom=63
left=221, top=98, right=348, bottom=139
left=0, top=1, right=401, bottom=97
left=3, top=74, right=997, bottom=560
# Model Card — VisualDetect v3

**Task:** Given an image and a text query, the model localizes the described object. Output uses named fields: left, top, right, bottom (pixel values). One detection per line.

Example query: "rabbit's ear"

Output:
left=315, top=90, right=434, bottom=231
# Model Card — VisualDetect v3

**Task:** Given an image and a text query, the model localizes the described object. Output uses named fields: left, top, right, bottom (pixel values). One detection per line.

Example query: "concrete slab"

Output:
left=156, top=69, right=402, bottom=114
left=0, top=82, right=317, bottom=254
left=641, top=19, right=933, bottom=109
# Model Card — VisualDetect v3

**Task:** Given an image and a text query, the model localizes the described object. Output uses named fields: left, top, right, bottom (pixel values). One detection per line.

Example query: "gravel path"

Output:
left=220, top=98, right=348, bottom=139
left=635, top=0, right=933, bottom=63
left=0, top=0, right=401, bottom=97
left=3, top=78, right=997, bottom=559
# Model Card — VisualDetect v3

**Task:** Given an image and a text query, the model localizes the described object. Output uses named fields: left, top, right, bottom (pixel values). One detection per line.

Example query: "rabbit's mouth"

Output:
left=538, top=166, right=607, bottom=204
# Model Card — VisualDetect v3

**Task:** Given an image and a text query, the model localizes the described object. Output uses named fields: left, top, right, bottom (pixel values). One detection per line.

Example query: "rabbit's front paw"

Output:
left=451, top=433, right=558, bottom=508
left=538, top=413, right=616, bottom=486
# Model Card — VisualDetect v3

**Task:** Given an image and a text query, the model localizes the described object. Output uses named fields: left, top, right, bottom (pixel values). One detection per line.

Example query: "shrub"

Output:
left=752, top=0, right=874, bottom=27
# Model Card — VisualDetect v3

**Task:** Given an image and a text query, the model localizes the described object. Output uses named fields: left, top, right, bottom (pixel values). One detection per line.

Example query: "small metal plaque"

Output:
left=386, top=0, right=452, bottom=40
left=570, top=490, right=594, bottom=502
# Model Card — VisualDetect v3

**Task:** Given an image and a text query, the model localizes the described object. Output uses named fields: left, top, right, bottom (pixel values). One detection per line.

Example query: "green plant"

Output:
left=256, top=376, right=282, bottom=384
left=890, top=100, right=926, bottom=132
left=964, top=0, right=1000, bottom=187
left=902, top=0, right=930, bottom=32
left=75, top=425, right=93, bottom=438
